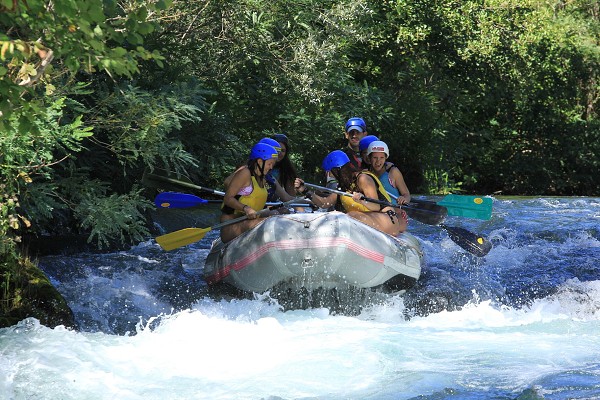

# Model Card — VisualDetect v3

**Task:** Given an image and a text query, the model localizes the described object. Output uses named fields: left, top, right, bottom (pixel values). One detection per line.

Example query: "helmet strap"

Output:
left=256, top=159, right=267, bottom=178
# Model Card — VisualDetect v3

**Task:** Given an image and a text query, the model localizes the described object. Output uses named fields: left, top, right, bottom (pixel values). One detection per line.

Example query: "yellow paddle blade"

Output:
left=155, top=227, right=212, bottom=251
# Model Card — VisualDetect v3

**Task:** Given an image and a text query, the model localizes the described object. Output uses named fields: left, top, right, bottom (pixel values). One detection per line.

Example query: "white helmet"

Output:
left=367, top=141, right=389, bottom=158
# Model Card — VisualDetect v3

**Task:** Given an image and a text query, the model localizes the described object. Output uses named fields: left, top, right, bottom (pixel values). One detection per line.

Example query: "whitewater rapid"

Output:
left=1, top=197, right=599, bottom=399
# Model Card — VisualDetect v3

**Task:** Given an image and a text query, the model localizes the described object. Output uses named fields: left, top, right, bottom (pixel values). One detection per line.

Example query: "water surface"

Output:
left=1, top=197, right=599, bottom=399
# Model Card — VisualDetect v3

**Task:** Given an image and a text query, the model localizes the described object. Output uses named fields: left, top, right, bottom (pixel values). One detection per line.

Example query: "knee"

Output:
left=396, top=219, right=408, bottom=233
left=347, top=211, right=363, bottom=219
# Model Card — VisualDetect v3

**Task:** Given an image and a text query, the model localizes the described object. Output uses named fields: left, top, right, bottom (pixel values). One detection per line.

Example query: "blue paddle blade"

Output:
left=438, top=194, right=493, bottom=220
left=154, top=192, right=208, bottom=208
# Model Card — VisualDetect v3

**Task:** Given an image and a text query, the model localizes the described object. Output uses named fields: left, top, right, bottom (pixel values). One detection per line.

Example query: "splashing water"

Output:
left=1, top=197, right=599, bottom=399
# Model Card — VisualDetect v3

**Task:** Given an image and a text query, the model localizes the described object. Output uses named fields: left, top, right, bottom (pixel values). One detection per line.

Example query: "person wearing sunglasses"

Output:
left=295, top=150, right=407, bottom=236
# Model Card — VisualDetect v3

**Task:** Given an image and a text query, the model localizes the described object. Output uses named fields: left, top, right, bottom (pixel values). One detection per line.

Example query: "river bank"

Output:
left=0, top=252, right=75, bottom=329
left=0, top=205, right=220, bottom=329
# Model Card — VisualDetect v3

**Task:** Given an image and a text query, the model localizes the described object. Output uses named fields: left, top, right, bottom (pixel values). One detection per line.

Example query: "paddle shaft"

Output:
left=210, top=211, right=269, bottom=230
left=146, top=173, right=226, bottom=196
left=156, top=209, right=271, bottom=251
left=155, top=191, right=311, bottom=209
left=303, top=182, right=440, bottom=216
left=147, top=172, right=313, bottom=208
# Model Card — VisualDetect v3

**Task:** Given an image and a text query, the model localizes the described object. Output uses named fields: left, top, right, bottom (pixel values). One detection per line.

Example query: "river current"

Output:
left=1, top=197, right=599, bottom=399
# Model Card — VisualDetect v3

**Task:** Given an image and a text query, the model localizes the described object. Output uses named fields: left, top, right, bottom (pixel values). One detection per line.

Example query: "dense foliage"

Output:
left=140, top=0, right=599, bottom=195
left=1, top=0, right=599, bottom=255
left=1, top=0, right=174, bottom=319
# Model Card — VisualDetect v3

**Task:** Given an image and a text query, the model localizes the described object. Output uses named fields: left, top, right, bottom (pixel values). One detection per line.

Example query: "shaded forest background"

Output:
left=1, top=0, right=599, bottom=260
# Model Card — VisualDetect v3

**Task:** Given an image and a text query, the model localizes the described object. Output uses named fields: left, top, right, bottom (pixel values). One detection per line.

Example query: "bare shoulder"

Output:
left=357, top=172, right=371, bottom=183
left=357, top=172, right=377, bottom=188
left=385, top=162, right=399, bottom=172
left=388, top=164, right=404, bottom=178
left=228, top=166, right=252, bottom=188
left=234, top=165, right=250, bottom=178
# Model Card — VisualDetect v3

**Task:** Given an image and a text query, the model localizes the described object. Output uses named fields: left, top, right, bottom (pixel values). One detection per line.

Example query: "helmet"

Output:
left=345, top=117, right=367, bottom=133
left=367, top=141, right=389, bottom=158
left=250, top=143, right=278, bottom=160
left=322, top=150, right=350, bottom=171
left=359, top=135, right=379, bottom=152
left=259, top=137, right=282, bottom=153
left=272, top=133, right=288, bottom=145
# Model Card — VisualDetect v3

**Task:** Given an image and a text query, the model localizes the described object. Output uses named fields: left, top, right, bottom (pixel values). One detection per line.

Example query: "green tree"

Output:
left=0, top=0, right=171, bottom=249
left=0, top=0, right=176, bottom=323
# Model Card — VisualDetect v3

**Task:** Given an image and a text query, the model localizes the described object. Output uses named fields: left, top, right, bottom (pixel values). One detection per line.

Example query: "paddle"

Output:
left=154, top=192, right=210, bottom=208
left=304, top=182, right=492, bottom=257
left=441, top=224, right=492, bottom=257
left=303, top=182, right=447, bottom=226
left=156, top=209, right=271, bottom=251
left=142, top=169, right=226, bottom=196
left=154, top=191, right=312, bottom=210
left=438, top=194, right=493, bottom=220
left=410, top=194, right=493, bottom=220
left=385, top=192, right=492, bottom=256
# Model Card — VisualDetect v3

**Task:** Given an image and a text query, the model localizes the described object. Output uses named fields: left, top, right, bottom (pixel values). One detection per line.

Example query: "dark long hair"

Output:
left=246, top=159, right=267, bottom=184
left=332, top=163, right=355, bottom=192
left=274, top=138, right=297, bottom=189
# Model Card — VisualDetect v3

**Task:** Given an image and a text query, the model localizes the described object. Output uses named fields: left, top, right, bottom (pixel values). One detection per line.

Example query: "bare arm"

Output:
left=224, top=167, right=257, bottom=218
left=223, top=166, right=245, bottom=190
left=274, top=179, right=295, bottom=202
left=353, top=174, right=382, bottom=212
left=389, top=166, right=411, bottom=204
left=294, top=178, right=337, bottom=208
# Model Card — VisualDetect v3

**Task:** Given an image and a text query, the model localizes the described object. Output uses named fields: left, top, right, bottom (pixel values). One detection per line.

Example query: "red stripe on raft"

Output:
left=205, top=237, right=385, bottom=284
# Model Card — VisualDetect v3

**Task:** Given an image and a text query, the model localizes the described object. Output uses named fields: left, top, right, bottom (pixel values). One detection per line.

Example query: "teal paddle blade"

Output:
left=438, top=194, right=493, bottom=220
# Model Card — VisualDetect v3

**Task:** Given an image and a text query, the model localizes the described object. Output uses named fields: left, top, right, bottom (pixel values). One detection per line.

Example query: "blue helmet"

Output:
left=359, top=135, right=379, bottom=152
left=250, top=143, right=278, bottom=161
left=272, top=133, right=288, bottom=145
left=322, top=150, right=350, bottom=171
left=259, top=137, right=282, bottom=153
left=345, top=117, right=367, bottom=133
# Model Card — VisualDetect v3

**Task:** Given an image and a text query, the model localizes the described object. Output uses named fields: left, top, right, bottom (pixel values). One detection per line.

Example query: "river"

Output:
left=1, top=197, right=599, bottom=399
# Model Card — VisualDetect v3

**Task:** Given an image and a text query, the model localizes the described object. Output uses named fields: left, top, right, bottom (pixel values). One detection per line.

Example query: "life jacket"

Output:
left=221, top=175, right=268, bottom=216
left=339, top=171, right=392, bottom=213
left=379, top=163, right=400, bottom=203
left=266, top=170, right=278, bottom=202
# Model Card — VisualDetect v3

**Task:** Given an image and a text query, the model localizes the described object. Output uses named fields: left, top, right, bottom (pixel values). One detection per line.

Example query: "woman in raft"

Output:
left=294, top=150, right=407, bottom=236
left=224, top=137, right=293, bottom=203
left=266, top=133, right=298, bottom=202
left=220, top=142, right=282, bottom=243
left=366, top=140, right=411, bottom=205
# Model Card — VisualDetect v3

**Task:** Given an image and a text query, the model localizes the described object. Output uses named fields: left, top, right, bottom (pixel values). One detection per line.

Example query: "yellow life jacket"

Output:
left=340, top=171, right=392, bottom=213
left=221, top=175, right=268, bottom=216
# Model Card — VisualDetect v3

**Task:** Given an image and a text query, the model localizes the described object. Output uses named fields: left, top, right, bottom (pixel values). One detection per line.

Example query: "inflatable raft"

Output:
left=204, top=211, right=423, bottom=293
